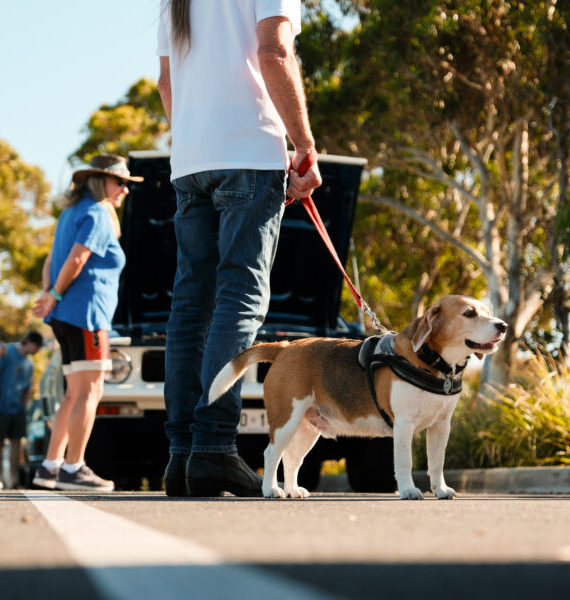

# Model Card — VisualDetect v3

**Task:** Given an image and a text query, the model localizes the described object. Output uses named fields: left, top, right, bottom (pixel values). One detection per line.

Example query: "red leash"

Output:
left=287, top=151, right=382, bottom=331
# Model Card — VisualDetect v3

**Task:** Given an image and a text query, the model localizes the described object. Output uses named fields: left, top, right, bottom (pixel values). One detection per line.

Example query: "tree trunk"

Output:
left=482, top=327, right=516, bottom=387
left=548, top=99, right=570, bottom=344
left=481, top=121, right=529, bottom=387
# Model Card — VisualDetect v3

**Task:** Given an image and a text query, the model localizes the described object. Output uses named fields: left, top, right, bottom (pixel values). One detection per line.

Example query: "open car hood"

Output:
left=113, top=152, right=366, bottom=338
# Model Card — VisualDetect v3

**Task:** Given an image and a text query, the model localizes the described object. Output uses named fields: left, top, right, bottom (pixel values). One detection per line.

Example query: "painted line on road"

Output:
left=24, top=491, right=333, bottom=600
left=24, top=490, right=217, bottom=567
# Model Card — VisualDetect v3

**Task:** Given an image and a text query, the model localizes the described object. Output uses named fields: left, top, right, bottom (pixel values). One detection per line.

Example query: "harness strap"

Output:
left=364, top=361, right=394, bottom=429
left=417, top=343, right=468, bottom=376
left=366, top=353, right=463, bottom=396
left=357, top=335, right=464, bottom=429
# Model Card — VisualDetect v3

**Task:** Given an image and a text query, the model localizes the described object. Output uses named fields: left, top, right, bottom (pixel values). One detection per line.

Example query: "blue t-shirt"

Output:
left=0, top=343, right=33, bottom=414
left=47, top=195, right=126, bottom=331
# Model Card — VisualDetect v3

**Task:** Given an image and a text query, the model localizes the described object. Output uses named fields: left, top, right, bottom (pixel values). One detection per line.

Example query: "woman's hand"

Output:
left=32, top=291, right=57, bottom=319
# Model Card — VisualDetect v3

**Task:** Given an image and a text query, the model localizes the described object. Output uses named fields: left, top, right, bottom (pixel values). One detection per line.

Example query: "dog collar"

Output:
left=417, top=344, right=468, bottom=377
left=357, top=334, right=465, bottom=429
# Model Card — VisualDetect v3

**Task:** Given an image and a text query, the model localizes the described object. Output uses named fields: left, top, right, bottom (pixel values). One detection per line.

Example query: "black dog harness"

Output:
left=357, top=333, right=468, bottom=429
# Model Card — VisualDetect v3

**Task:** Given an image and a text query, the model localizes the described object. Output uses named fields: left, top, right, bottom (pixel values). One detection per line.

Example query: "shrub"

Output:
left=474, top=349, right=570, bottom=467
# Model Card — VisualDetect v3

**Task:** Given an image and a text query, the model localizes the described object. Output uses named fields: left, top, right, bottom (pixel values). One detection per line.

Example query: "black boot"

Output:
left=186, top=452, right=263, bottom=497
left=163, top=453, right=190, bottom=497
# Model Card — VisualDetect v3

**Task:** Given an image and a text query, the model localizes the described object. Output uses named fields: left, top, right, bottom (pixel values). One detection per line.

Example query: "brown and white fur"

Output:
left=209, top=295, right=507, bottom=500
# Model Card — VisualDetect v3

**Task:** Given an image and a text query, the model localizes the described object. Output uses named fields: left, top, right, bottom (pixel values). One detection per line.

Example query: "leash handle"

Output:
left=285, top=149, right=318, bottom=206
left=286, top=151, right=383, bottom=331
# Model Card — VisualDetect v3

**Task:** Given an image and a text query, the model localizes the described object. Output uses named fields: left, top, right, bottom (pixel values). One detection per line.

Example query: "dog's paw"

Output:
left=286, top=486, right=310, bottom=499
left=398, top=486, right=424, bottom=500
left=263, top=486, right=286, bottom=499
left=433, top=485, right=456, bottom=500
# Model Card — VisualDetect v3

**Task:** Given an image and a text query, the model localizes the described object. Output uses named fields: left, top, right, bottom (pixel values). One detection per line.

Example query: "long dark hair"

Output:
left=170, top=0, right=191, bottom=51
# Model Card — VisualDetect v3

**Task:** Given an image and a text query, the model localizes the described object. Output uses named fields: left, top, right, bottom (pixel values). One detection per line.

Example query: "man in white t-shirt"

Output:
left=157, top=0, right=321, bottom=497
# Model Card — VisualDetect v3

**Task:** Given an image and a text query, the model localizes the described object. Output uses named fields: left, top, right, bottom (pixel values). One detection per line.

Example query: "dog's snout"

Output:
left=495, top=321, right=507, bottom=334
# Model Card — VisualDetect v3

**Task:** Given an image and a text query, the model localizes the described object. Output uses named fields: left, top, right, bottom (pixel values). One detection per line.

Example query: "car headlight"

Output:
left=105, top=349, right=132, bottom=384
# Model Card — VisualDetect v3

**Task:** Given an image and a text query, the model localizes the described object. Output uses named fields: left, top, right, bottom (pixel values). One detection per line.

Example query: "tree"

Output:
left=299, top=0, right=570, bottom=384
left=72, top=78, right=169, bottom=163
left=0, top=140, right=52, bottom=295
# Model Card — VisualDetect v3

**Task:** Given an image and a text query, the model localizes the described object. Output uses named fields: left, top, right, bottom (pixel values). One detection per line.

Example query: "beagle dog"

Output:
left=209, top=295, right=507, bottom=500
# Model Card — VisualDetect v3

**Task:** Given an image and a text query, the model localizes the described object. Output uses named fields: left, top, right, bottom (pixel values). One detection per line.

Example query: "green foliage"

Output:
left=0, top=297, right=39, bottom=341
left=341, top=167, right=486, bottom=330
left=72, top=78, right=169, bottom=163
left=301, top=1, right=570, bottom=362
left=477, top=349, right=570, bottom=466
left=0, top=140, right=53, bottom=294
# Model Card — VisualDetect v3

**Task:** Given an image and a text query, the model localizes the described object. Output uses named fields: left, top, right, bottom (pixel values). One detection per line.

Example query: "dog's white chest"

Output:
left=390, top=380, right=459, bottom=430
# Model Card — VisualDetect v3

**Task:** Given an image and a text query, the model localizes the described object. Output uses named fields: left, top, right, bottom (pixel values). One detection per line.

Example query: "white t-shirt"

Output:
left=156, top=0, right=302, bottom=180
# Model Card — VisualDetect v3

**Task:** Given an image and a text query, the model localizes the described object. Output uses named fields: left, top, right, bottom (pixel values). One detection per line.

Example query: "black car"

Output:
left=27, top=151, right=396, bottom=492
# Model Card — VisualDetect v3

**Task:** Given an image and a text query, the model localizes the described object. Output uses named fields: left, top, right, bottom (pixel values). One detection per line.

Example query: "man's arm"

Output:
left=158, top=56, right=172, bottom=124
left=257, top=17, right=321, bottom=199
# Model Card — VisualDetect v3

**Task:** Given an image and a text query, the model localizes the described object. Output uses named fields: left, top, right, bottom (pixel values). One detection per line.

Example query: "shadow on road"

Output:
left=0, top=561, right=568, bottom=600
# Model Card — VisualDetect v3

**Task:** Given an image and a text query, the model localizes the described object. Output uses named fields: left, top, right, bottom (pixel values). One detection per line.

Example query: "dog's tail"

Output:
left=208, top=341, right=289, bottom=405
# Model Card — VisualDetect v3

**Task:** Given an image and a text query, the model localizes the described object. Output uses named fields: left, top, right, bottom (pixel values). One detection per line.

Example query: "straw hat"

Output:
left=72, top=154, right=144, bottom=185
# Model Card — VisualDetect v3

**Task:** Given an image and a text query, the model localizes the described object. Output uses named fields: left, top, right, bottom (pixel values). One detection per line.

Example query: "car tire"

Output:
left=148, top=476, right=165, bottom=491
left=345, top=437, right=396, bottom=493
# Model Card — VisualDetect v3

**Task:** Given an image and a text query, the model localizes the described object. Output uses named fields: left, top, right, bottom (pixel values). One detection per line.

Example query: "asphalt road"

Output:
left=1, top=489, right=569, bottom=600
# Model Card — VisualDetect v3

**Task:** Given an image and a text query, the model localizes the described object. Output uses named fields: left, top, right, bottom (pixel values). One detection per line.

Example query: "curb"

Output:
left=413, top=466, right=570, bottom=495
left=317, top=467, right=570, bottom=494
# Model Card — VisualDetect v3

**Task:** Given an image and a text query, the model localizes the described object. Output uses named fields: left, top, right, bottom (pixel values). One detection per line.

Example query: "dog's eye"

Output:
left=463, top=308, right=477, bottom=318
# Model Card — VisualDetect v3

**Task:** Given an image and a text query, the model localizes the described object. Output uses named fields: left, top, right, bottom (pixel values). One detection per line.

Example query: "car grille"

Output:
left=141, top=350, right=165, bottom=382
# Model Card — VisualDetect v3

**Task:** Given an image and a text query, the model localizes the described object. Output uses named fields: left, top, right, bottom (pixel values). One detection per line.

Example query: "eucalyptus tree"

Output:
left=72, top=78, right=169, bottom=163
left=0, top=139, right=52, bottom=295
left=300, top=0, right=569, bottom=384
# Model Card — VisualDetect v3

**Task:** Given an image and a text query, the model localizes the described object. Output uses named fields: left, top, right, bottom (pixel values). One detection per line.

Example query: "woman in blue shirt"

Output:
left=32, top=155, right=142, bottom=491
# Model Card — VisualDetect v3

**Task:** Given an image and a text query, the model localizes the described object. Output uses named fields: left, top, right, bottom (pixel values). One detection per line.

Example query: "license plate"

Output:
left=238, top=408, right=269, bottom=434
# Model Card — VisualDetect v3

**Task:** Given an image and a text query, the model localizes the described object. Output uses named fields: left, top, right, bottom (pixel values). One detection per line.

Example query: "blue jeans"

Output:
left=165, top=169, right=285, bottom=454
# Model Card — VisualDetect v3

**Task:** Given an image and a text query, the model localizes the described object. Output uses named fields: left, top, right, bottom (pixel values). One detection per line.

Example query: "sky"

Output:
left=1, top=0, right=161, bottom=193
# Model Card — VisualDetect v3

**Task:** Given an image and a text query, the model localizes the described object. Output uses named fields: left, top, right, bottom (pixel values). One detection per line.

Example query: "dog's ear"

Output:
left=411, top=305, right=441, bottom=352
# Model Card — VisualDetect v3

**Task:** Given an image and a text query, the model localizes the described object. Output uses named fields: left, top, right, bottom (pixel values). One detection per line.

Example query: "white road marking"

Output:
left=559, top=546, right=570, bottom=562
left=24, top=491, right=217, bottom=567
left=24, top=491, right=332, bottom=600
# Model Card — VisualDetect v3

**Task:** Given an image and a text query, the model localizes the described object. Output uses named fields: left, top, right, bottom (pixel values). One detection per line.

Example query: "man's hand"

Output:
left=0, top=342, right=6, bottom=359
left=287, top=149, right=322, bottom=200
